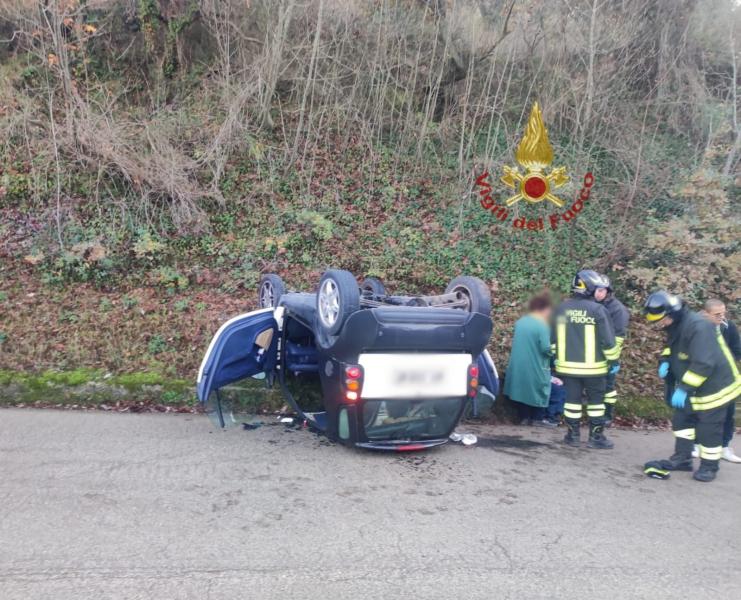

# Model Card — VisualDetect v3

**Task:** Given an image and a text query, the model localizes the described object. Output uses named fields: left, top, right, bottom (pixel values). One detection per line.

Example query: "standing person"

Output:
left=700, top=299, right=741, bottom=463
left=644, top=291, right=741, bottom=482
left=703, top=299, right=741, bottom=357
left=553, top=270, right=621, bottom=448
left=504, top=295, right=556, bottom=427
left=595, top=275, right=630, bottom=427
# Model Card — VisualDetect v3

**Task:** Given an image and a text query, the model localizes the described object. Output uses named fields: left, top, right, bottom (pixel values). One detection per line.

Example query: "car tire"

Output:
left=445, top=276, right=491, bottom=316
left=361, top=276, right=386, bottom=296
left=258, top=274, right=286, bottom=309
left=316, top=269, right=360, bottom=336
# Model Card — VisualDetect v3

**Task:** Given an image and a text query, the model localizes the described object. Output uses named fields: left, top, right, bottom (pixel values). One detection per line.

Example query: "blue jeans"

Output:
left=546, top=383, right=565, bottom=421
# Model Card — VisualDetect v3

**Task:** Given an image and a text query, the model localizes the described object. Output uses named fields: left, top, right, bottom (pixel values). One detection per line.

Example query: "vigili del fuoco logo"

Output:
left=475, top=102, right=594, bottom=232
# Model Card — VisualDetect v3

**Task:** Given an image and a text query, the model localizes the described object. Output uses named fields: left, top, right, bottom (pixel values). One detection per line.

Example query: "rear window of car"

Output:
left=362, top=398, right=462, bottom=440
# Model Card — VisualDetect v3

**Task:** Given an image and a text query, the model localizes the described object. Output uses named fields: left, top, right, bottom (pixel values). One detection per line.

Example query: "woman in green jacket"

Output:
left=503, top=295, right=555, bottom=427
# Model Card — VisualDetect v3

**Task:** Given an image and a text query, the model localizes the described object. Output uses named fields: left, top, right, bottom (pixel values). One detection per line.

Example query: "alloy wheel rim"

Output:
left=318, top=279, right=340, bottom=327
left=260, top=282, right=274, bottom=308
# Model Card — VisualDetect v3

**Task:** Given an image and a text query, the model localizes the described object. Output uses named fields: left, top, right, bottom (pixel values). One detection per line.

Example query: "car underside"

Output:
left=197, top=270, right=498, bottom=450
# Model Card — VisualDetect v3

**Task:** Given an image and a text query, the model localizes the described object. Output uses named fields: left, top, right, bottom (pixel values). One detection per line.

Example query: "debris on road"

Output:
left=449, top=431, right=478, bottom=446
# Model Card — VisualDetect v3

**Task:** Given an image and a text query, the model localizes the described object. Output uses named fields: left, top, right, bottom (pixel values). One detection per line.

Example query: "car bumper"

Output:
left=354, top=438, right=449, bottom=452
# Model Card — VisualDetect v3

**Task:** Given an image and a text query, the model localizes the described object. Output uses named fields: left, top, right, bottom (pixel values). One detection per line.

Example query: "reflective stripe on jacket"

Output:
left=552, top=296, right=619, bottom=377
left=666, top=310, right=741, bottom=411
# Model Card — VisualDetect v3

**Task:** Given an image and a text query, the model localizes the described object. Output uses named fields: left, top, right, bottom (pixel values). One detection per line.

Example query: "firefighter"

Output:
left=594, top=274, right=630, bottom=427
left=643, top=291, right=741, bottom=482
left=553, top=270, right=621, bottom=448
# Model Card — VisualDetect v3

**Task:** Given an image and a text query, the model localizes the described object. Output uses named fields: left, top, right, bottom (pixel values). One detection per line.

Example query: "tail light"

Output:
left=344, top=364, right=363, bottom=402
left=468, top=362, right=479, bottom=397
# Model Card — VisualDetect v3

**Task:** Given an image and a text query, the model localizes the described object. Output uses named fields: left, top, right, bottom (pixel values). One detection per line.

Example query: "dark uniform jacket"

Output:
left=603, top=295, right=630, bottom=348
left=552, top=296, right=620, bottom=377
left=662, top=309, right=741, bottom=411
left=721, top=320, right=741, bottom=360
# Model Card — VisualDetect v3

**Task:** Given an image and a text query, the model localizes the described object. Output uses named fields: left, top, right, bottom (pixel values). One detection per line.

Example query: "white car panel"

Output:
left=358, top=353, right=472, bottom=399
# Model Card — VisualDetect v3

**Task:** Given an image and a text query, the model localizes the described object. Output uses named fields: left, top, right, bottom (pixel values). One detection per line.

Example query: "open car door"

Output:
left=197, top=308, right=279, bottom=427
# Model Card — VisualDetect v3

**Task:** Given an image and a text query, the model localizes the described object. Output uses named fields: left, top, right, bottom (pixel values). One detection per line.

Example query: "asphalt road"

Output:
left=1, top=409, right=740, bottom=599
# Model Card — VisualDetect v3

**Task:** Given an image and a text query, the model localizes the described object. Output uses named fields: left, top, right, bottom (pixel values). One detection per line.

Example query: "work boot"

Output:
left=644, top=453, right=693, bottom=472
left=587, top=422, right=614, bottom=449
left=693, top=459, right=719, bottom=482
left=563, top=420, right=581, bottom=447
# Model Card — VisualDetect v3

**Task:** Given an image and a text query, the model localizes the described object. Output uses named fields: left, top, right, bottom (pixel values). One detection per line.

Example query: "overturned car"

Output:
left=197, top=269, right=498, bottom=450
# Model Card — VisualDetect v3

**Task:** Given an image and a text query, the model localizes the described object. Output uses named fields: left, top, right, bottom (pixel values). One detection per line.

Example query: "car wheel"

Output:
left=361, top=276, right=386, bottom=296
left=316, top=269, right=360, bottom=336
left=258, top=274, right=286, bottom=309
left=445, top=276, right=491, bottom=316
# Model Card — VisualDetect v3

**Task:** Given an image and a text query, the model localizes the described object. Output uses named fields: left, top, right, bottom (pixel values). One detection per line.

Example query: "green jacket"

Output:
left=504, top=314, right=552, bottom=407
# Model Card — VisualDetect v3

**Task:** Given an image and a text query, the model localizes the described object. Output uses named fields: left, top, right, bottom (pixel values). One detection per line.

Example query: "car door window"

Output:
left=197, top=308, right=279, bottom=428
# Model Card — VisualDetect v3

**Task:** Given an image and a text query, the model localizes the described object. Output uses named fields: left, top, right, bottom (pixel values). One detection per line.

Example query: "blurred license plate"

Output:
left=358, top=353, right=471, bottom=399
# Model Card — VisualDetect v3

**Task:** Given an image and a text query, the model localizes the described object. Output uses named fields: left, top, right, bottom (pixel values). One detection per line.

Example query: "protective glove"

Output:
left=609, top=363, right=620, bottom=375
left=658, top=362, right=670, bottom=379
left=670, top=388, right=688, bottom=409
